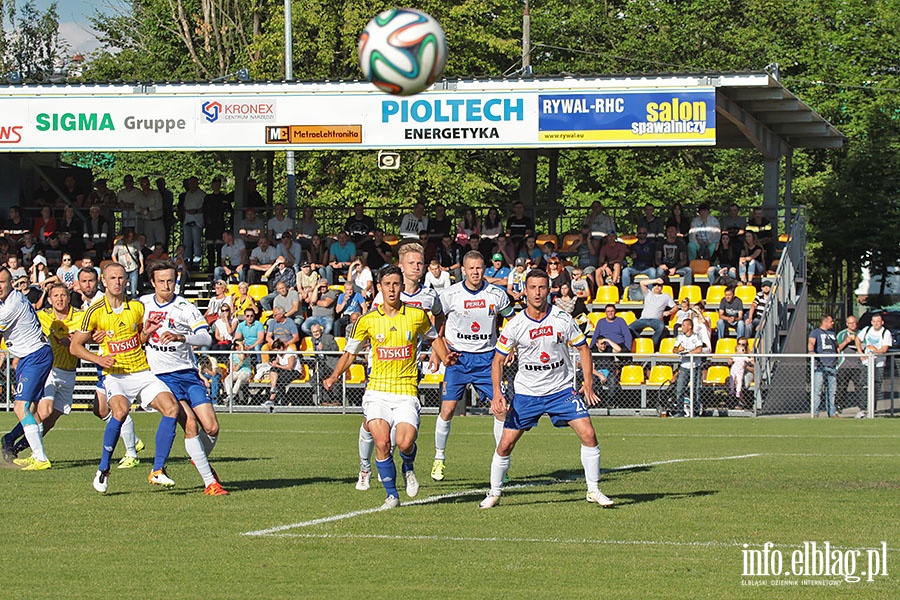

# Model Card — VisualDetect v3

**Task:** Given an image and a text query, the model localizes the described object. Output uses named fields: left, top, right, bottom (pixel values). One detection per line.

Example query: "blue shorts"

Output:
left=14, top=345, right=53, bottom=404
left=505, top=387, right=590, bottom=431
left=157, top=369, right=211, bottom=408
left=442, top=351, right=493, bottom=403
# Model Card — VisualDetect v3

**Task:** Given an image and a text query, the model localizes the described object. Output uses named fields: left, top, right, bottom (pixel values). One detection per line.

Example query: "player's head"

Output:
left=377, top=265, right=404, bottom=308
left=147, top=259, right=179, bottom=302
left=397, top=242, right=424, bottom=284
left=0, top=267, right=12, bottom=302
left=102, top=262, right=127, bottom=297
left=524, top=268, right=550, bottom=309
left=462, top=251, right=485, bottom=288
left=48, top=282, right=70, bottom=313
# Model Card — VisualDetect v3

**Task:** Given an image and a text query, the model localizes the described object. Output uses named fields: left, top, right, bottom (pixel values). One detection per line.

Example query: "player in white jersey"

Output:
left=355, top=242, right=445, bottom=491
left=430, top=251, right=514, bottom=481
left=0, top=268, right=54, bottom=470
left=478, top=269, right=614, bottom=509
left=142, top=260, right=227, bottom=495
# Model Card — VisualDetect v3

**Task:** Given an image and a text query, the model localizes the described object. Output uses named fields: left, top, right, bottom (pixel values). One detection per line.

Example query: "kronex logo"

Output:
left=202, top=100, right=275, bottom=123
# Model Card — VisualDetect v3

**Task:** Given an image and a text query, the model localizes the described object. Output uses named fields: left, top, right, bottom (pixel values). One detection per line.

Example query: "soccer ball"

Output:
left=358, top=8, right=448, bottom=96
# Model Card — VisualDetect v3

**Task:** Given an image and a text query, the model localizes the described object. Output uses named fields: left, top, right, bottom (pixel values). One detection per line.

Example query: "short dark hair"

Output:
left=146, top=259, right=178, bottom=282
left=377, top=264, right=403, bottom=283
left=524, top=268, right=549, bottom=285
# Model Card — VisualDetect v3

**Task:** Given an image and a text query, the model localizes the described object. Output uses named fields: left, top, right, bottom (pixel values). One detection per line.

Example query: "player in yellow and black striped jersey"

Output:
left=325, top=265, right=449, bottom=509
left=78, top=295, right=149, bottom=376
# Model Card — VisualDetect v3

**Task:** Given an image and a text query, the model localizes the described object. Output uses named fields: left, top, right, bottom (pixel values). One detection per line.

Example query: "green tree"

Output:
left=1, top=0, right=66, bottom=81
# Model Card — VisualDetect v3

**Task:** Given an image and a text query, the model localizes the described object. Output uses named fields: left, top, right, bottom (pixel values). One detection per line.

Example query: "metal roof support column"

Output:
left=763, top=156, right=780, bottom=235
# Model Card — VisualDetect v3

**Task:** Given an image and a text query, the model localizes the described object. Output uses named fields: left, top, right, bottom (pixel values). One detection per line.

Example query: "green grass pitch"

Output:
left=1, top=412, right=897, bottom=599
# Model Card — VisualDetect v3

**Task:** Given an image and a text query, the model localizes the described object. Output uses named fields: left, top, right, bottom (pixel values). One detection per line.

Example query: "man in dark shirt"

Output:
left=360, top=228, right=392, bottom=270
left=204, top=177, right=231, bottom=267
left=656, top=225, right=692, bottom=285
left=717, top=287, right=745, bottom=338
left=623, top=227, right=659, bottom=288
left=745, top=207, right=775, bottom=269
left=344, top=202, right=376, bottom=243
left=505, top=201, right=534, bottom=251
left=809, top=314, right=838, bottom=417
left=426, top=204, right=452, bottom=242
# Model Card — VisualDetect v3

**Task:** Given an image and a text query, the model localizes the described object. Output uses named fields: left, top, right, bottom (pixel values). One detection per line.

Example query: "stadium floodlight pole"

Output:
left=285, top=0, right=297, bottom=218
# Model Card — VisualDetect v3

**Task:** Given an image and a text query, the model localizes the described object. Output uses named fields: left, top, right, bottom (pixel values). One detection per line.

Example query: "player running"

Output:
left=0, top=268, right=54, bottom=470
left=354, top=242, right=443, bottom=491
left=70, top=262, right=181, bottom=493
left=2, top=283, right=84, bottom=462
left=430, top=251, right=514, bottom=481
left=478, top=269, right=614, bottom=509
left=141, top=260, right=227, bottom=495
left=325, top=265, right=449, bottom=509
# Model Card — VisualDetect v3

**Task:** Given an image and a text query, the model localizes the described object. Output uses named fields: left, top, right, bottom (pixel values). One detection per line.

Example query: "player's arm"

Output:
left=577, top=341, right=599, bottom=406
left=69, top=329, right=115, bottom=369
left=490, top=350, right=509, bottom=418
left=323, top=350, right=358, bottom=391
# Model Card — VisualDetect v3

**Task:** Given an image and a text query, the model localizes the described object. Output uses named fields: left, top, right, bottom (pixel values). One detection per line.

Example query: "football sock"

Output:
left=199, top=431, right=218, bottom=457
left=390, top=426, right=396, bottom=455
left=376, top=457, right=399, bottom=499
left=399, top=443, right=417, bottom=474
left=22, top=423, right=47, bottom=462
left=153, top=416, right=178, bottom=471
left=6, top=423, right=24, bottom=444
left=493, top=418, right=504, bottom=447
left=434, top=417, right=451, bottom=460
left=13, top=436, right=30, bottom=454
left=581, top=444, right=601, bottom=493
left=185, top=436, right=216, bottom=487
left=100, top=417, right=124, bottom=472
left=121, top=414, right=138, bottom=457
left=489, top=452, right=511, bottom=497
left=359, top=424, right=374, bottom=471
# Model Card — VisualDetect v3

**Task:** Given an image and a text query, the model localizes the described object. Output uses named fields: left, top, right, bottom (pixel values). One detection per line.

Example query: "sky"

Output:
left=46, top=0, right=106, bottom=55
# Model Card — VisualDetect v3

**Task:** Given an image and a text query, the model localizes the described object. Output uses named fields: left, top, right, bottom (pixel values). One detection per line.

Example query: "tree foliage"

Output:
left=1, top=0, right=66, bottom=81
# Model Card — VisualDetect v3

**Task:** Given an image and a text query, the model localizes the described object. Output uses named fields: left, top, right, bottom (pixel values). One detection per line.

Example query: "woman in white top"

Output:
left=267, top=340, right=302, bottom=406
left=212, top=305, right=238, bottom=351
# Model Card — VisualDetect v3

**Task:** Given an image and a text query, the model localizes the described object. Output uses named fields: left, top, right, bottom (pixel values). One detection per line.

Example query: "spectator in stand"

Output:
left=203, top=177, right=230, bottom=267
left=622, top=227, right=658, bottom=289
left=19, top=233, right=37, bottom=269
left=628, top=278, right=676, bottom=351
left=457, top=208, right=480, bottom=242
left=858, top=313, right=893, bottom=415
left=110, top=228, right=143, bottom=295
left=687, top=203, right=721, bottom=261
left=480, top=207, right=504, bottom=254
left=6, top=254, right=26, bottom=280
left=264, top=305, right=301, bottom=351
left=70, top=262, right=103, bottom=309
left=135, top=176, right=165, bottom=247
left=215, top=230, right=248, bottom=284
left=596, top=232, right=627, bottom=287
left=211, top=305, right=238, bottom=351
left=546, top=257, right=570, bottom=298
left=708, top=232, right=740, bottom=283
left=33, top=206, right=57, bottom=243
left=657, top=225, right=693, bottom=285
left=235, top=307, right=265, bottom=362
left=0, top=236, right=11, bottom=266
left=243, top=177, right=264, bottom=208
left=204, top=280, right=234, bottom=324
left=334, top=279, right=367, bottom=337
left=425, top=259, right=451, bottom=292
left=506, top=201, right=534, bottom=251
left=427, top=204, right=453, bottom=242
left=665, top=202, right=691, bottom=239
left=329, top=231, right=356, bottom=282
left=570, top=223, right=599, bottom=278
left=296, top=206, right=320, bottom=250
left=3, top=205, right=31, bottom=248
left=30, top=255, right=58, bottom=293
left=673, top=318, right=708, bottom=411
left=637, top=203, right=665, bottom=246
left=55, top=253, right=79, bottom=289
left=673, top=298, right=694, bottom=329
left=484, top=253, right=510, bottom=291
left=590, top=304, right=633, bottom=353
left=146, top=242, right=168, bottom=263
left=306, top=233, right=331, bottom=284
left=570, top=266, right=594, bottom=304
left=265, top=340, right=302, bottom=407
left=583, top=201, right=615, bottom=241
left=248, top=236, right=280, bottom=285
left=275, top=232, right=300, bottom=271
left=116, top=174, right=140, bottom=232
left=83, top=205, right=109, bottom=259
left=296, top=261, right=320, bottom=310
left=348, top=259, right=375, bottom=300
left=180, top=176, right=206, bottom=265
left=42, top=233, right=65, bottom=270
left=728, top=338, right=754, bottom=409
left=745, top=207, right=775, bottom=269
left=434, top=233, right=463, bottom=281
left=744, top=279, right=771, bottom=336
left=717, top=286, right=745, bottom=339
left=57, top=205, right=83, bottom=241
left=809, top=314, right=839, bottom=418
left=399, top=202, right=428, bottom=239
left=719, top=203, right=746, bottom=237
left=836, top=315, right=864, bottom=415
left=539, top=240, right=559, bottom=269
left=267, top=204, right=295, bottom=242
left=260, top=255, right=298, bottom=311
left=554, top=281, right=588, bottom=324
left=344, top=202, right=376, bottom=243
left=265, top=280, right=303, bottom=332
left=517, top=235, right=542, bottom=267
left=309, top=323, right=341, bottom=405
left=418, top=230, right=437, bottom=264
left=506, top=257, right=528, bottom=305
left=231, top=281, right=258, bottom=322
left=59, top=174, right=86, bottom=207
left=360, top=228, right=392, bottom=270
left=738, top=231, right=766, bottom=285
left=302, top=279, right=339, bottom=335
left=237, top=207, right=265, bottom=247
left=88, top=179, right=117, bottom=211
left=223, top=341, right=253, bottom=404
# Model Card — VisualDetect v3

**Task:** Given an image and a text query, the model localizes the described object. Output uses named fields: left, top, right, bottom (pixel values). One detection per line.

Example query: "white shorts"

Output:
left=42, top=367, right=77, bottom=415
left=104, top=371, right=172, bottom=410
left=362, top=389, right=420, bottom=429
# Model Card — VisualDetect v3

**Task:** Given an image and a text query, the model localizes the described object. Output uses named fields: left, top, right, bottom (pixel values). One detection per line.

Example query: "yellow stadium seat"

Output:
left=661, top=285, right=674, bottom=299
left=335, top=337, right=347, bottom=351
left=619, top=311, right=636, bottom=326
left=714, top=338, right=737, bottom=355
left=594, top=285, right=620, bottom=305
left=677, top=284, right=702, bottom=305
left=620, top=234, right=638, bottom=246
left=587, top=311, right=604, bottom=331
left=248, top=284, right=269, bottom=302
left=227, top=283, right=240, bottom=296
left=560, top=233, right=580, bottom=253
left=704, top=365, right=731, bottom=385
left=297, top=337, right=314, bottom=356
left=632, top=338, right=655, bottom=354
left=421, top=371, right=444, bottom=385
left=621, top=287, right=642, bottom=304
left=689, top=259, right=711, bottom=276
left=705, top=285, right=726, bottom=306
left=658, top=337, right=677, bottom=357
left=536, top=234, right=558, bottom=248
left=735, top=285, right=756, bottom=305
left=703, top=311, right=719, bottom=331
left=383, top=234, right=400, bottom=247
left=647, top=365, right=675, bottom=386
left=345, top=363, right=367, bottom=385
left=619, top=364, right=645, bottom=386
left=747, top=338, right=755, bottom=352
left=290, top=364, right=311, bottom=384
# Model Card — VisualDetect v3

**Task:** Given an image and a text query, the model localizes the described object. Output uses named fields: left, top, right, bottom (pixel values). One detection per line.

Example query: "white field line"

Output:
left=241, top=453, right=762, bottom=537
